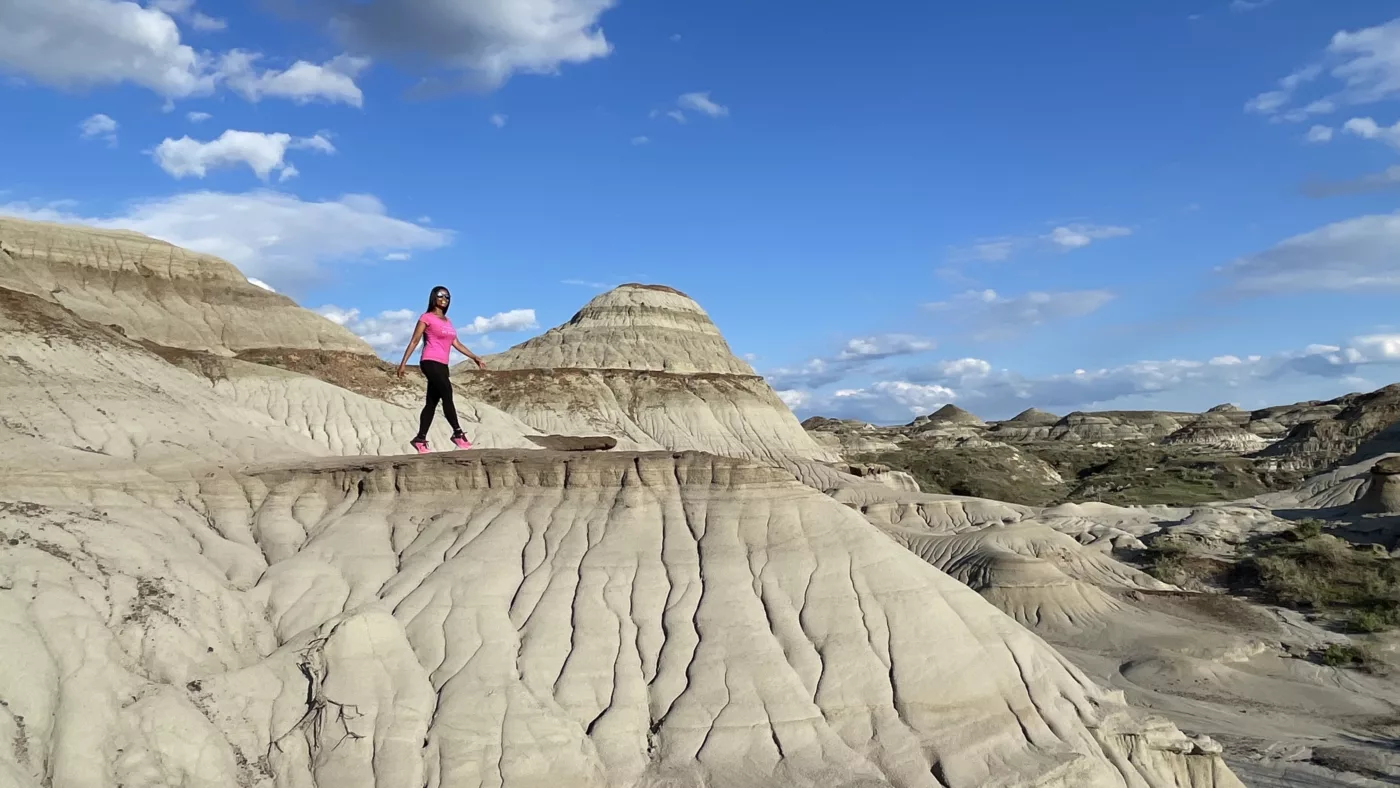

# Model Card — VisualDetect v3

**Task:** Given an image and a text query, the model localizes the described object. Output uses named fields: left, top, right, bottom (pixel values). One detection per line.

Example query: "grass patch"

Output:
left=1137, top=537, right=1231, bottom=588
left=1235, top=532, right=1400, bottom=632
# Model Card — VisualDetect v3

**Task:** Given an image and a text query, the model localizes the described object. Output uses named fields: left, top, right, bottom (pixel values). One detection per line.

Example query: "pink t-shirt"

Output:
left=418, top=312, right=456, bottom=364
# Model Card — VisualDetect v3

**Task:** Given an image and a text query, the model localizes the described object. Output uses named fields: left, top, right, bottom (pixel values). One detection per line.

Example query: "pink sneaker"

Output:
left=410, top=438, right=430, bottom=454
left=450, top=432, right=473, bottom=450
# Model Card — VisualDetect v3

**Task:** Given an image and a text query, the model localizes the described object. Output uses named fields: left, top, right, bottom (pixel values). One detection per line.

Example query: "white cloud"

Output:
left=152, top=130, right=336, bottom=180
left=949, top=222, right=1130, bottom=262
left=835, top=334, right=936, bottom=361
left=384, top=252, right=411, bottom=261
left=216, top=50, right=368, bottom=107
left=1044, top=223, right=1132, bottom=249
left=1342, top=116, right=1400, bottom=149
left=79, top=113, right=118, bottom=145
left=316, top=305, right=535, bottom=358
left=316, top=306, right=418, bottom=357
left=458, top=309, right=538, bottom=335
left=150, top=0, right=224, bottom=31
left=562, top=278, right=610, bottom=289
left=1216, top=211, right=1400, bottom=293
left=186, top=111, right=212, bottom=123
left=1, top=190, right=450, bottom=290
left=490, top=113, right=508, bottom=128
left=764, top=333, right=938, bottom=390
left=1247, top=17, right=1400, bottom=121
left=0, top=0, right=214, bottom=97
left=924, top=288, right=1115, bottom=339
left=1305, top=124, right=1334, bottom=143
left=631, top=136, right=650, bottom=145
left=1304, top=165, right=1400, bottom=197
left=782, top=333, right=1400, bottom=423
left=1231, top=0, right=1275, bottom=12
left=0, top=0, right=359, bottom=106
left=300, top=0, right=617, bottom=90
left=246, top=276, right=275, bottom=292
left=677, top=91, right=729, bottom=118
left=776, top=390, right=809, bottom=410
left=669, top=33, right=682, bottom=42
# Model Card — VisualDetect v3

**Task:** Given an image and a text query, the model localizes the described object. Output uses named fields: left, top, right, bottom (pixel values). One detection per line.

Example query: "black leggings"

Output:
left=416, top=360, right=462, bottom=439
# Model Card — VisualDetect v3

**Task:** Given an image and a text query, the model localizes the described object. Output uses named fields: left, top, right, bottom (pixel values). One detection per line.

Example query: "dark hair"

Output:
left=425, top=285, right=451, bottom=315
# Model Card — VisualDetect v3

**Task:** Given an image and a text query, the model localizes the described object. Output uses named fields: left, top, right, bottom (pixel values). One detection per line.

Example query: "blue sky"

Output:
left=5, top=0, right=1400, bottom=423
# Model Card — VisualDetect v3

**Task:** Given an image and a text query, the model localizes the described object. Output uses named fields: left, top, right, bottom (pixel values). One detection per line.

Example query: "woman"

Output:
left=396, top=285, right=487, bottom=453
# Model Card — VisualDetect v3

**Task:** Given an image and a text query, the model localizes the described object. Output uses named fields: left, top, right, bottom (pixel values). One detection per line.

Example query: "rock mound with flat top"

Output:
left=457, top=283, right=841, bottom=465
left=484, top=283, right=757, bottom=374
left=0, top=215, right=371, bottom=356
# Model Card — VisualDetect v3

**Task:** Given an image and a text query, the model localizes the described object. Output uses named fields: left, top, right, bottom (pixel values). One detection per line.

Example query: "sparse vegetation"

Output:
left=857, top=442, right=1305, bottom=508
left=1234, top=533, right=1400, bottom=632
left=1137, top=538, right=1232, bottom=589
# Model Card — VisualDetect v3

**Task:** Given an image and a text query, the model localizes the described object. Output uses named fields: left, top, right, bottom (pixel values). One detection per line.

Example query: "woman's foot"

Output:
left=450, top=432, right=473, bottom=450
left=410, top=437, right=430, bottom=454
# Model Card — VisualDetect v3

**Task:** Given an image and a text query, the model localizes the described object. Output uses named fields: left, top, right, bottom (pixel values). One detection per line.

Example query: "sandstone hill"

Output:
left=0, top=215, right=372, bottom=357
left=453, top=284, right=843, bottom=467
left=0, top=217, right=1256, bottom=786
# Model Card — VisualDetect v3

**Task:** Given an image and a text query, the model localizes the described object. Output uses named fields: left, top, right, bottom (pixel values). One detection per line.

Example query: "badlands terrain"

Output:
left=2, top=215, right=1400, bottom=788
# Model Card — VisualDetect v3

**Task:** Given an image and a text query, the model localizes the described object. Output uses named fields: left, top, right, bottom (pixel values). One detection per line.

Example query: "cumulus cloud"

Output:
left=0, top=0, right=364, bottom=105
left=152, top=130, right=336, bottom=180
left=316, top=306, right=417, bottom=357
left=1, top=189, right=450, bottom=291
left=458, top=308, right=538, bottom=335
left=186, top=111, right=212, bottom=123
left=150, top=0, right=225, bottom=32
left=1215, top=211, right=1400, bottom=293
left=216, top=50, right=368, bottom=107
left=779, top=334, right=1400, bottom=424
left=924, top=288, right=1114, bottom=339
left=1342, top=116, right=1400, bottom=149
left=1044, top=223, right=1132, bottom=250
left=1246, top=17, right=1400, bottom=121
left=0, top=0, right=213, bottom=97
left=1303, top=165, right=1400, bottom=197
left=948, top=223, right=1130, bottom=262
left=1305, top=124, right=1334, bottom=143
left=763, top=333, right=937, bottom=390
left=677, top=91, right=729, bottom=118
left=285, top=0, right=617, bottom=90
left=79, top=113, right=118, bottom=146
left=317, top=305, right=536, bottom=358
left=490, top=113, right=508, bottom=128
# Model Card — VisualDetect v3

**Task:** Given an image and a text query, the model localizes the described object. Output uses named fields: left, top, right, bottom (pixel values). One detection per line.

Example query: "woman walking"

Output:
left=396, top=285, right=487, bottom=453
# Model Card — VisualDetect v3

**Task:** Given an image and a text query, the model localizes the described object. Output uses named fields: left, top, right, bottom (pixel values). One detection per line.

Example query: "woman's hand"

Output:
left=395, top=363, right=406, bottom=379
left=471, top=355, right=486, bottom=370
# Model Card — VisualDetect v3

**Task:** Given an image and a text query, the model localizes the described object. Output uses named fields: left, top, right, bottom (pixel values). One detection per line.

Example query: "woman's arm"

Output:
left=452, top=338, right=486, bottom=369
left=396, top=321, right=427, bottom=377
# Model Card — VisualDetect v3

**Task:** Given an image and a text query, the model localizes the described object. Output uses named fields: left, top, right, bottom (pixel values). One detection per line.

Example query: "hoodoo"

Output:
left=455, top=283, right=842, bottom=465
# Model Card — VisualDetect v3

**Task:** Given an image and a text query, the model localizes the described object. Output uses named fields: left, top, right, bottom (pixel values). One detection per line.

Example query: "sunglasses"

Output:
left=435, top=293, right=451, bottom=301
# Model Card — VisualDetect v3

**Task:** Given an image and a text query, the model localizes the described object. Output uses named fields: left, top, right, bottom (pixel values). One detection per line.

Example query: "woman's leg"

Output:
left=416, top=362, right=444, bottom=440
left=436, top=367, right=463, bottom=434
left=419, top=361, right=463, bottom=436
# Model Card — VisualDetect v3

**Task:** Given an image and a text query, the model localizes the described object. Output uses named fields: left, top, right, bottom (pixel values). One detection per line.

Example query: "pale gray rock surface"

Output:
left=0, top=215, right=371, bottom=356
left=0, top=222, right=1249, bottom=788
left=457, top=284, right=841, bottom=466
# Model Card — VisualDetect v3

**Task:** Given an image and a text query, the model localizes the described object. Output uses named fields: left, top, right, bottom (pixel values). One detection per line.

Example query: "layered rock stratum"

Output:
left=25, top=214, right=1400, bottom=786
left=455, top=284, right=843, bottom=467
left=0, top=216, right=1261, bottom=787
left=0, top=215, right=372, bottom=356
